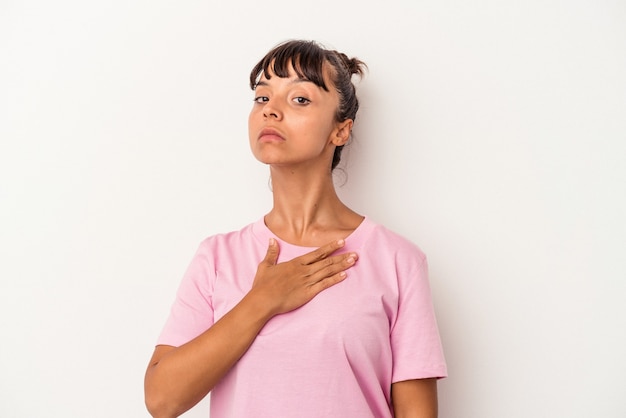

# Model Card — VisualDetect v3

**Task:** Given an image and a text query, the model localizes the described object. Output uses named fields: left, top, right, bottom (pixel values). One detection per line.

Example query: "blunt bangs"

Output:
left=249, top=40, right=330, bottom=91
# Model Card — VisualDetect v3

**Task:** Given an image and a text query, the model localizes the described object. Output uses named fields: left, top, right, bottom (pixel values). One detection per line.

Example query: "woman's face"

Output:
left=248, top=63, right=350, bottom=171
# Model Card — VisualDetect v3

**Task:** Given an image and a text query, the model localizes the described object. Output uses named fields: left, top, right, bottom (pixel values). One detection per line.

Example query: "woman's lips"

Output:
left=258, top=128, right=285, bottom=142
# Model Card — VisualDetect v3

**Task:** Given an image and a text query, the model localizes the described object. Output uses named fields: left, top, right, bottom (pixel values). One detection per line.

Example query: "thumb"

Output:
left=262, top=238, right=280, bottom=266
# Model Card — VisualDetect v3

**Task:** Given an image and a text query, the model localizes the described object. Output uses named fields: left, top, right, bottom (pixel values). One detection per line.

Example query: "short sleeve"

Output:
left=390, top=251, right=447, bottom=382
left=156, top=240, right=216, bottom=347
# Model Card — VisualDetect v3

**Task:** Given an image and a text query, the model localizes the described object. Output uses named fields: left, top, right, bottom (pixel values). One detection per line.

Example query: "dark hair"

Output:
left=249, top=40, right=367, bottom=170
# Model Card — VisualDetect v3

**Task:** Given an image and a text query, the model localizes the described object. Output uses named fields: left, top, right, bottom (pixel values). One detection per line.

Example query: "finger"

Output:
left=308, top=270, right=349, bottom=294
left=262, top=238, right=280, bottom=266
left=308, top=252, right=358, bottom=279
left=300, top=239, right=346, bottom=265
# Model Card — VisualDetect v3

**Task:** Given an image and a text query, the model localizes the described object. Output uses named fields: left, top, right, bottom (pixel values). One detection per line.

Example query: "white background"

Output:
left=1, top=1, right=625, bottom=417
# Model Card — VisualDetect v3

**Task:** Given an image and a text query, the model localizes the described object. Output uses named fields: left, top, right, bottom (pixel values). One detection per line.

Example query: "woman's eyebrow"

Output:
left=255, top=77, right=314, bottom=88
left=291, top=77, right=313, bottom=84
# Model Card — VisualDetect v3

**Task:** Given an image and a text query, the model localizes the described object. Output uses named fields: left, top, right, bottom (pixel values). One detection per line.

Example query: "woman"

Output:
left=145, top=39, right=447, bottom=418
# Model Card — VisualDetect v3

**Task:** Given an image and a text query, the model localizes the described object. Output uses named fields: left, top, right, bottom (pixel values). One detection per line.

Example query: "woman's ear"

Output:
left=332, top=119, right=353, bottom=146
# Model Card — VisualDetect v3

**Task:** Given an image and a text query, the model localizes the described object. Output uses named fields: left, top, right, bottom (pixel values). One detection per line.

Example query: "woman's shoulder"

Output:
left=362, top=217, right=427, bottom=261
left=195, top=218, right=263, bottom=252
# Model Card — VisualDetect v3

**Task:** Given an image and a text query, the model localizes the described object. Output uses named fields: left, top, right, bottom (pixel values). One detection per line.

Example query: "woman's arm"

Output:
left=144, top=238, right=357, bottom=418
left=144, top=292, right=273, bottom=418
left=391, top=378, right=439, bottom=418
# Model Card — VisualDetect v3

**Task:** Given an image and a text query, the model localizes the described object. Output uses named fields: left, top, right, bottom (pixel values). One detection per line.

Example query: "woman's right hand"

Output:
left=250, top=238, right=358, bottom=316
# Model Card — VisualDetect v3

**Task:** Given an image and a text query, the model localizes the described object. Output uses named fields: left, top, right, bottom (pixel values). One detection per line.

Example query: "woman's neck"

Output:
left=264, top=165, right=363, bottom=246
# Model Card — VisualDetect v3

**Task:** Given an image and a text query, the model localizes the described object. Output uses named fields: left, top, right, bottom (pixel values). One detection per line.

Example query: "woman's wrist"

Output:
left=241, top=288, right=279, bottom=324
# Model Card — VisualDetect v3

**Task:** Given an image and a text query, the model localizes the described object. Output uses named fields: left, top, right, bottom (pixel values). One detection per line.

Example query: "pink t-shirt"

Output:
left=157, top=217, right=447, bottom=417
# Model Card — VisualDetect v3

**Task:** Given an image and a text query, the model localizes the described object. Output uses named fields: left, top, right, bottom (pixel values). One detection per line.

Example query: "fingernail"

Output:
left=269, top=238, right=276, bottom=246
left=337, top=239, right=345, bottom=246
left=346, top=256, right=355, bottom=264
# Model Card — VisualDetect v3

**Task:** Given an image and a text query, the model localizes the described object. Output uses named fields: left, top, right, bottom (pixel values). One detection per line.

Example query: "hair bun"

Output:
left=336, top=51, right=367, bottom=77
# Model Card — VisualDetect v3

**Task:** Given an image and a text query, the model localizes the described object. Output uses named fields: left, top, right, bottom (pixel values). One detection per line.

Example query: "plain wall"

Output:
left=1, top=1, right=625, bottom=417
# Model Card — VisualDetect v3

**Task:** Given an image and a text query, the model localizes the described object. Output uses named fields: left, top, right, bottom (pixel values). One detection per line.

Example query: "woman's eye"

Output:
left=293, top=97, right=311, bottom=105
left=254, top=96, right=269, bottom=103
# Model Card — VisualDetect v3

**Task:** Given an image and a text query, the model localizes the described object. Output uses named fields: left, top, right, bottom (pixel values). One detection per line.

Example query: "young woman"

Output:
left=145, top=40, right=447, bottom=418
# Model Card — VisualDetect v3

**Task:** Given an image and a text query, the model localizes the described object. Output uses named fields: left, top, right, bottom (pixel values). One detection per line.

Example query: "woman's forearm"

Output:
left=144, top=291, right=273, bottom=418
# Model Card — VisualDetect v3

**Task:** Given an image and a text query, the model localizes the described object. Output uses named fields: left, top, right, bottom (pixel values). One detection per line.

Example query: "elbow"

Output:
left=145, top=391, right=179, bottom=418
left=145, top=347, right=188, bottom=418
left=145, top=375, right=182, bottom=418
left=145, top=392, right=168, bottom=418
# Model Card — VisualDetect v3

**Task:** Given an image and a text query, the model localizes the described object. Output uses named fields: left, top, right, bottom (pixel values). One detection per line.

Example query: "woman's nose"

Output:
left=263, top=102, right=282, bottom=120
